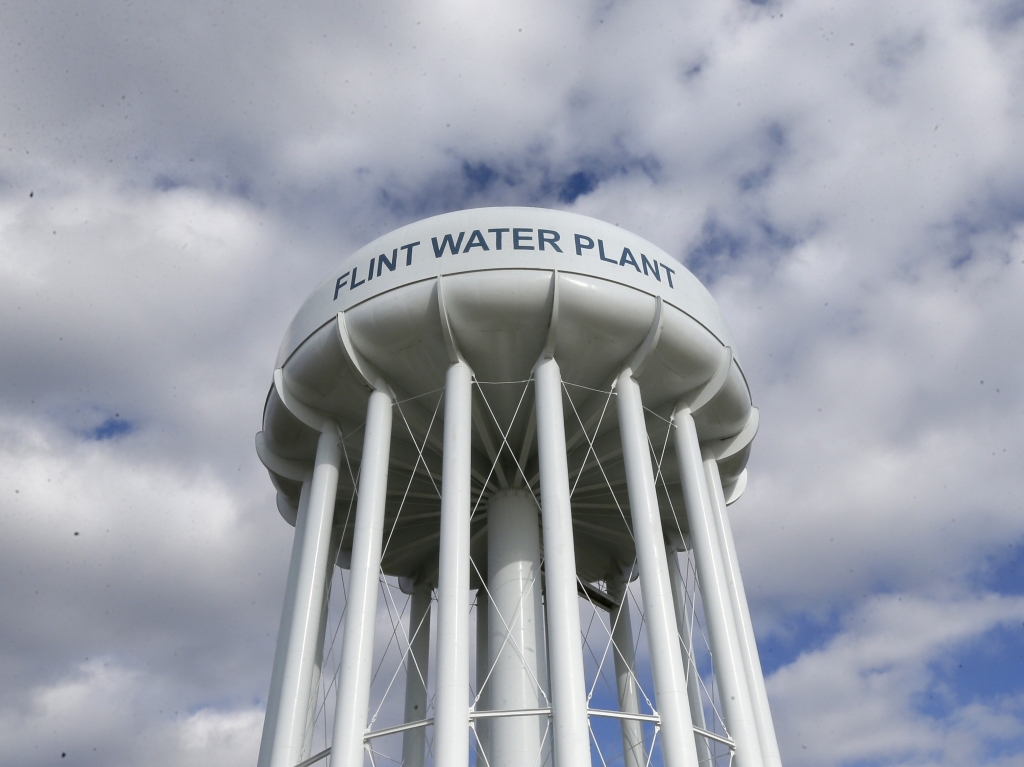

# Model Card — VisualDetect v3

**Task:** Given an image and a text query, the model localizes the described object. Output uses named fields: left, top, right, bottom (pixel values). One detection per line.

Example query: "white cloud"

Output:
left=0, top=658, right=262, bottom=767
left=1, top=0, right=1023, bottom=764
left=768, top=593, right=1024, bottom=766
left=0, top=415, right=287, bottom=721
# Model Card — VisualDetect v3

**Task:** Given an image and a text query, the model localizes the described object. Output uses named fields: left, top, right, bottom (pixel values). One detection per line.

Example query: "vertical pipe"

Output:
left=402, top=581, right=433, bottom=767
left=616, top=371, right=699, bottom=767
left=667, top=546, right=713, bottom=767
left=533, top=357, right=592, bottom=767
left=300, top=573, right=329, bottom=761
left=330, top=390, right=394, bottom=767
left=606, top=570, right=645, bottom=767
left=262, top=424, right=342, bottom=767
left=476, top=586, right=490, bottom=766
left=303, top=525, right=343, bottom=759
left=704, top=458, right=782, bottom=767
left=487, top=490, right=548, bottom=767
left=258, top=478, right=311, bottom=767
left=673, top=409, right=762, bottom=767
left=433, top=361, right=474, bottom=767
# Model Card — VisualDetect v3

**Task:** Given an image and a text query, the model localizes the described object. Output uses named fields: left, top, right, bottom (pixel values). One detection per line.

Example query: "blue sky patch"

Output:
left=972, top=538, right=1024, bottom=596
left=686, top=214, right=798, bottom=284
left=372, top=151, right=662, bottom=223
left=462, top=161, right=497, bottom=193
left=87, top=417, right=134, bottom=441
left=919, top=622, right=1024, bottom=718
left=686, top=217, right=749, bottom=282
left=759, top=608, right=845, bottom=675
left=559, top=170, right=599, bottom=203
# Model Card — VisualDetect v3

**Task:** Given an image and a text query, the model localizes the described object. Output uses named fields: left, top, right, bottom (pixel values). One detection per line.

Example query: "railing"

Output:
left=292, top=707, right=735, bottom=767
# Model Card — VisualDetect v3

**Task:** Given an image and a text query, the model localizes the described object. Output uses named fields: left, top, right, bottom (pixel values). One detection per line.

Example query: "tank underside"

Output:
left=260, top=268, right=754, bottom=587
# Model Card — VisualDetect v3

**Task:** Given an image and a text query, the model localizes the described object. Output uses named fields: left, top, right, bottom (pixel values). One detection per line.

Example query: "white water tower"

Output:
left=255, top=208, right=781, bottom=767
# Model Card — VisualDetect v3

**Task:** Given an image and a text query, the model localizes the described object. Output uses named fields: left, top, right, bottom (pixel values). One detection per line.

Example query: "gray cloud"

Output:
left=1, top=1, right=1023, bottom=765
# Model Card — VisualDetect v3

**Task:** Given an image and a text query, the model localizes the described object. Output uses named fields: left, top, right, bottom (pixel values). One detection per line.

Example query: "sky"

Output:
left=1, top=1, right=1023, bottom=766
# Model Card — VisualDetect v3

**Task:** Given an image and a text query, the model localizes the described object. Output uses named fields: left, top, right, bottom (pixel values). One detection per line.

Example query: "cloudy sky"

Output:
left=2, top=1, right=1023, bottom=765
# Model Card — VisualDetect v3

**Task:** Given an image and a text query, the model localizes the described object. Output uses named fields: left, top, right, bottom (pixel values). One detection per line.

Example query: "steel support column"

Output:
left=606, top=570, right=645, bottom=767
left=302, top=525, right=343, bottom=758
left=667, top=546, right=713, bottom=767
left=475, top=587, right=490, bottom=766
left=402, top=581, right=432, bottom=767
left=261, top=423, right=342, bottom=767
left=433, top=361, right=474, bottom=767
left=704, top=458, right=782, bottom=767
left=616, top=370, right=699, bottom=767
left=330, top=390, right=394, bottom=767
left=258, top=478, right=310, bottom=767
left=534, top=357, right=592, bottom=767
left=673, top=408, right=762, bottom=767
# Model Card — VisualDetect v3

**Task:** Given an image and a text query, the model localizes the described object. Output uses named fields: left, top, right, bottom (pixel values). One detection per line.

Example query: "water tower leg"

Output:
left=606, top=570, right=646, bottom=767
left=330, top=391, right=395, bottom=767
left=260, top=424, right=343, bottom=767
left=302, top=525, right=343, bottom=758
left=433, top=361, right=474, bottom=767
left=703, top=459, right=782, bottom=767
left=402, top=581, right=432, bottom=767
left=667, top=546, right=713, bottom=767
left=487, top=490, right=547, bottom=767
left=616, top=372, right=699, bottom=767
left=673, top=409, right=762, bottom=767
left=475, top=590, right=490, bottom=765
left=534, top=357, right=592, bottom=767
left=257, top=478, right=310, bottom=767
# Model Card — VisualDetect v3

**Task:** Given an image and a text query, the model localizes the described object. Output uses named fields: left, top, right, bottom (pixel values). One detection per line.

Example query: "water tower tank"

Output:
left=255, top=208, right=781, bottom=767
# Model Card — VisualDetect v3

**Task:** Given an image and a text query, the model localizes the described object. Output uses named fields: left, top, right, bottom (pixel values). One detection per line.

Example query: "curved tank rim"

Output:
left=273, top=268, right=750, bottom=395
left=276, top=206, right=738, bottom=370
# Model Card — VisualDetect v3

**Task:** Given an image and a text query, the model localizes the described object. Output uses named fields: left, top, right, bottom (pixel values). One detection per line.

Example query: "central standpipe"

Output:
left=485, top=490, right=548, bottom=767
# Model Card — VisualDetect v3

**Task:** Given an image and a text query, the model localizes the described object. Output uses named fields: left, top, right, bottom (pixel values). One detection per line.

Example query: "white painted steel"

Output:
left=258, top=207, right=774, bottom=767
left=674, top=409, right=763, bottom=767
left=402, top=582, right=432, bottom=767
left=616, top=370, right=700, bottom=767
left=534, top=357, right=592, bottom=767
left=265, top=424, right=341, bottom=767
left=276, top=208, right=737, bottom=370
left=294, top=747, right=331, bottom=767
left=606, top=570, right=645, bottom=767
left=667, top=546, right=714, bottom=767
left=704, top=458, right=782, bottom=767
left=433, top=362, right=474, bottom=767
left=258, top=476, right=311, bottom=767
left=302, top=526, right=342, bottom=758
left=472, top=708, right=550, bottom=720
left=475, top=592, right=490, bottom=765
left=369, top=720, right=432, bottom=741
left=486, top=489, right=548, bottom=767
left=330, top=391, right=394, bottom=767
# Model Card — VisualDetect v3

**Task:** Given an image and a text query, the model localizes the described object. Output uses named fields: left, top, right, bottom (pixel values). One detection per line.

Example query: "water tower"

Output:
left=255, top=208, right=781, bottom=767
